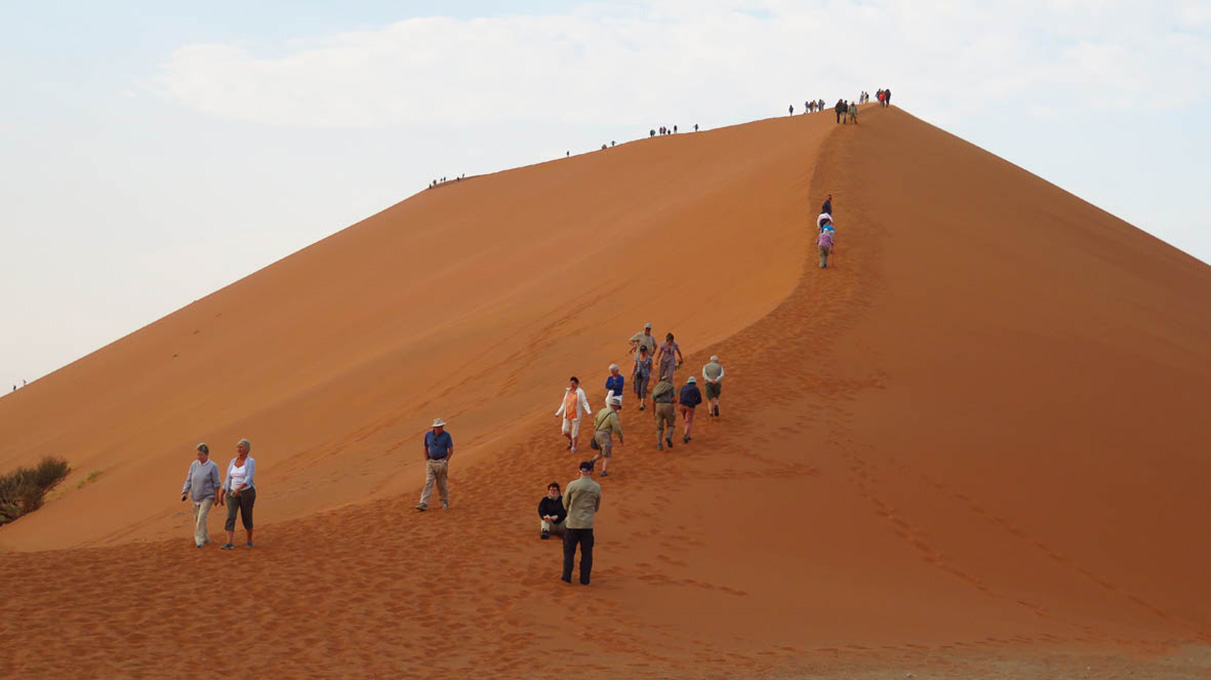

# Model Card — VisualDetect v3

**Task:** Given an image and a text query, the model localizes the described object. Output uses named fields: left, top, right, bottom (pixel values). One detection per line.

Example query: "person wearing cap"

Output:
left=656, top=332, right=684, bottom=383
left=679, top=377, right=703, bottom=443
left=590, top=396, right=624, bottom=477
left=651, top=373, right=677, bottom=450
left=417, top=418, right=454, bottom=511
left=219, top=438, right=257, bottom=549
left=561, top=460, right=602, bottom=585
left=632, top=345, right=653, bottom=411
left=702, top=356, right=725, bottom=417
left=628, top=323, right=658, bottom=359
left=180, top=443, right=221, bottom=548
left=604, top=364, right=625, bottom=407
left=555, top=377, right=593, bottom=453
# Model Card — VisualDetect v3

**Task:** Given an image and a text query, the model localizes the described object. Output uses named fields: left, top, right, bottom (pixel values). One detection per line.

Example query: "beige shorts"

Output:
left=594, top=431, right=613, bottom=458
left=561, top=417, right=581, bottom=438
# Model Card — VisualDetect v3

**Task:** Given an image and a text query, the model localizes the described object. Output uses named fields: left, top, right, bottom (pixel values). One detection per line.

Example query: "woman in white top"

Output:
left=219, top=438, right=257, bottom=550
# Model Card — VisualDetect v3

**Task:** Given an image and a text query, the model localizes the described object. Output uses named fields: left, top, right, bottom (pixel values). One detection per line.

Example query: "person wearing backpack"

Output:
left=679, top=377, right=703, bottom=444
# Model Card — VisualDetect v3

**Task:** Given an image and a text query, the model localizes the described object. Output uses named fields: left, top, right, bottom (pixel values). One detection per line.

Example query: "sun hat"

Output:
left=687, top=376, right=697, bottom=383
left=710, top=355, right=718, bottom=362
left=608, top=395, right=622, bottom=406
left=432, top=418, right=446, bottom=428
left=644, top=322, right=652, bottom=329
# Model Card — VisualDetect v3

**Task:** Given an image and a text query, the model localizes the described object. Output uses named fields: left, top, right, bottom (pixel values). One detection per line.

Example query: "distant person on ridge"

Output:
left=818, top=227, right=835, bottom=269
left=679, top=377, right=703, bottom=444
left=848, top=101, right=858, bottom=124
left=590, top=396, right=624, bottom=477
left=694, top=123, right=699, bottom=131
left=656, top=332, right=684, bottom=383
left=633, top=345, right=653, bottom=411
left=180, top=443, right=221, bottom=548
left=702, top=356, right=725, bottom=417
left=561, top=460, right=602, bottom=585
left=417, top=418, right=453, bottom=511
left=605, top=364, right=625, bottom=408
left=555, top=377, right=593, bottom=453
left=652, top=373, right=677, bottom=450
left=538, top=481, right=567, bottom=540
left=883, top=88, right=891, bottom=107
left=789, top=104, right=794, bottom=116
left=835, top=99, right=846, bottom=124
left=818, top=98, right=825, bottom=112
left=219, top=438, right=256, bottom=550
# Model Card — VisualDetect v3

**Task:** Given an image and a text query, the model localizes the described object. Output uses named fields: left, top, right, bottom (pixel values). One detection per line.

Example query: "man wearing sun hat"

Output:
left=702, top=355, right=725, bottom=417
left=417, top=418, right=454, bottom=511
left=628, top=322, right=658, bottom=360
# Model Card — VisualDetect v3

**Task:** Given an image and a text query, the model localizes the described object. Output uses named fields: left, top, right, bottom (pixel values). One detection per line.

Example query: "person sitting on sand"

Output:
left=219, top=438, right=256, bottom=550
left=651, top=373, right=677, bottom=450
left=180, top=443, right=221, bottom=548
left=538, top=481, right=568, bottom=540
left=678, top=377, right=703, bottom=444
left=555, top=377, right=593, bottom=453
left=633, top=345, right=653, bottom=411
left=591, top=396, right=624, bottom=477
left=605, top=364, right=625, bottom=407
left=702, top=356, right=725, bottom=417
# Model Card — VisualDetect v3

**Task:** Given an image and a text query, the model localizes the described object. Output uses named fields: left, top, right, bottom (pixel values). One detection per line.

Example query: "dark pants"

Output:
left=224, top=487, right=256, bottom=531
left=562, top=528, right=594, bottom=585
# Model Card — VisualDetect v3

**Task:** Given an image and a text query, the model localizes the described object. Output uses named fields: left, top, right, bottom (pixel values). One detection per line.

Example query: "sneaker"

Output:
left=416, top=504, right=428, bottom=512
left=666, top=437, right=673, bottom=449
left=561, top=576, right=573, bottom=584
left=541, top=530, right=550, bottom=540
left=714, top=405, right=720, bottom=417
left=196, top=544, right=204, bottom=549
left=246, top=542, right=254, bottom=548
left=441, top=501, right=449, bottom=509
left=657, top=441, right=664, bottom=451
left=221, top=544, right=234, bottom=550
left=683, top=435, right=690, bottom=443
left=601, top=470, right=609, bottom=477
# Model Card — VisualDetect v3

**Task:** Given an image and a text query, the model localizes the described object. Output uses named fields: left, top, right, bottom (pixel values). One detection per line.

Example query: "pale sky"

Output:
left=2, top=1, right=1208, bottom=391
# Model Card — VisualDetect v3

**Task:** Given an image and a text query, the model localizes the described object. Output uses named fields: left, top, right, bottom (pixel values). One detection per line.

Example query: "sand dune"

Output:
left=1, top=105, right=1209, bottom=679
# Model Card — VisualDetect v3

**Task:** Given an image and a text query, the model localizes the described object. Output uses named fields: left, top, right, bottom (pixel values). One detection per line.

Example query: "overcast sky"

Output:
left=2, top=0, right=1208, bottom=390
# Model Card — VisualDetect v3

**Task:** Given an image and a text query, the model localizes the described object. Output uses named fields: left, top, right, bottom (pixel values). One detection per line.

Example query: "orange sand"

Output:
left=1, top=106, right=1209, bottom=678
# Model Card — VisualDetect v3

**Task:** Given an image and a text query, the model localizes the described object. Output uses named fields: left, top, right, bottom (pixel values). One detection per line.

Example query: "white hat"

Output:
left=431, top=418, right=446, bottom=428
left=710, top=355, right=719, bottom=362
left=608, top=395, right=622, bottom=406
left=687, top=376, right=697, bottom=383
left=644, top=322, right=652, bottom=329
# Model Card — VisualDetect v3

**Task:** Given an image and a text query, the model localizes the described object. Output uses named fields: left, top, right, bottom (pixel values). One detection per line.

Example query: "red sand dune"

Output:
left=1, top=106, right=1209, bottom=679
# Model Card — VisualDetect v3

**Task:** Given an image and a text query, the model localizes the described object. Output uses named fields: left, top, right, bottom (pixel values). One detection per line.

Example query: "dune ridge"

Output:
left=2, top=105, right=1209, bottom=679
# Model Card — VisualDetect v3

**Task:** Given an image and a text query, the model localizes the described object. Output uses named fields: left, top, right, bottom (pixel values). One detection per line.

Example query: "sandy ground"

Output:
left=1, top=106, right=1209, bottom=678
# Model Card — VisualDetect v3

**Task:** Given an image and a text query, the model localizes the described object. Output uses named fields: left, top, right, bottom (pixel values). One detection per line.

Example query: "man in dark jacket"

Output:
left=538, top=482, right=568, bottom=539
left=821, top=193, right=832, bottom=217
left=835, top=99, right=846, bottom=124
left=678, top=376, right=703, bottom=444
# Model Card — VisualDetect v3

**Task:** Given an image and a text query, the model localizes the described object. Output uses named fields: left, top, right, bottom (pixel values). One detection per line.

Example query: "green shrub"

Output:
left=0, top=456, right=71, bottom=526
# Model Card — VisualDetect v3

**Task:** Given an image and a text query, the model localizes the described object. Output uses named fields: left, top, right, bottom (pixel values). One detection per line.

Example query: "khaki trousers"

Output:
left=655, top=402, right=676, bottom=440
left=420, top=459, right=450, bottom=507
left=191, top=498, right=213, bottom=547
left=541, top=519, right=567, bottom=537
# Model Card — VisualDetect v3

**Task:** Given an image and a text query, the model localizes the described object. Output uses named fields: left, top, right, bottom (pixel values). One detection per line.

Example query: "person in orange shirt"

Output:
left=555, top=377, right=593, bottom=453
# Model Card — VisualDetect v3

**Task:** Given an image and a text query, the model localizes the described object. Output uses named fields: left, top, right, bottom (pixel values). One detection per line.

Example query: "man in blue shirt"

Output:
left=417, top=418, right=454, bottom=511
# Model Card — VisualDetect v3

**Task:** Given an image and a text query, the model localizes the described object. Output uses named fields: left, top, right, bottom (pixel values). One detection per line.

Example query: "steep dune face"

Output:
left=0, top=116, right=822, bottom=550
left=1, top=106, right=1209, bottom=679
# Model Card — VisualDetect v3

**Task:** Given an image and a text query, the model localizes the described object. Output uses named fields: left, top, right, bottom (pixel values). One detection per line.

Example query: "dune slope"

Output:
left=1, top=106, right=1209, bottom=679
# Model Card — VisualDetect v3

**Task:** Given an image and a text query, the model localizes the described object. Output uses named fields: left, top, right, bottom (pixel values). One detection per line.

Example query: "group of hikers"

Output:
left=176, top=188, right=839, bottom=586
